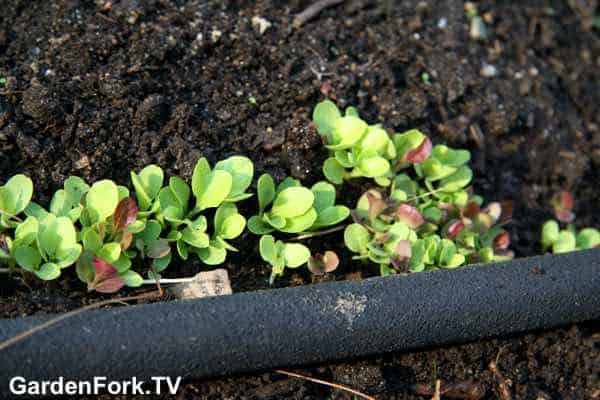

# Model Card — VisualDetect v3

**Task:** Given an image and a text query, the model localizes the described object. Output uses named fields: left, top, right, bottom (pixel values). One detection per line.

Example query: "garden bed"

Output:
left=0, top=0, right=599, bottom=398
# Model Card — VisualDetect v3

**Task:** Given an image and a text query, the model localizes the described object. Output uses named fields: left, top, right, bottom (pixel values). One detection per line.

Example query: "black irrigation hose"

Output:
left=0, top=249, right=599, bottom=396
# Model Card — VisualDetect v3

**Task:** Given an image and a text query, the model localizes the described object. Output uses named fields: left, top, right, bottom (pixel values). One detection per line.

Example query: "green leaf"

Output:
left=282, top=243, right=310, bottom=268
left=158, top=187, right=185, bottom=221
left=177, top=239, right=189, bottom=260
left=181, top=226, right=210, bottom=248
left=344, top=223, right=370, bottom=254
left=55, top=245, right=82, bottom=268
left=86, top=180, right=119, bottom=225
left=541, top=220, right=559, bottom=250
left=196, top=243, right=227, bottom=265
left=259, top=235, right=278, bottom=265
left=0, top=174, right=33, bottom=216
left=323, top=157, right=345, bottom=185
left=64, top=176, right=89, bottom=205
left=24, top=202, right=50, bottom=220
left=276, top=177, right=301, bottom=194
left=311, top=181, right=336, bottom=213
left=14, top=216, right=38, bottom=247
left=576, top=228, right=600, bottom=249
left=313, top=99, right=342, bottom=139
left=439, top=166, right=473, bottom=192
left=82, top=228, right=103, bottom=253
left=313, top=206, right=350, bottom=228
left=357, top=126, right=392, bottom=155
left=334, top=150, right=354, bottom=168
left=357, top=155, right=390, bottom=178
left=38, top=216, right=78, bottom=259
left=97, top=242, right=121, bottom=264
left=214, top=203, right=237, bottom=233
left=219, top=213, right=246, bottom=239
left=195, top=170, right=233, bottom=211
left=419, top=158, right=457, bottom=181
left=127, top=220, right=146, bottom=233
left=15, top=246, right=42, bottom=271
left=76, top=251, right=94, bottom=283
left=327, top=116, right=367, bottom=150
left=271, top=187, right=314, bottom=219
left=147, top=239, right=170, bottom=259
left=152, top=253, right=172, bottom=272
left=248, top=215, right=274, bottom=234
left=214, top=156, right=254, bottom=200
left=280, top=208, right=318, bottom=233
left=50, top=190, right=70, bottom=217
left=345, top=106, right=359, bottom=117
left=432, top=145, right=471, bottom=166
left=120, top=270, right=143, bottom=287
left=35, top=262, right=60, bottom=280
left=139, top=164, right=164, bottom=199
left=117, top=186, right=130, bottom=201
left=136, top=220, right=162, bottom=244
left=257, top=173, right=276, bottom=213
left=169, top=176, right=190, bottom=210
left=552, top=230, right=576, bottom=254
left=112, top=253, right=132, bottom=272
left=393, top=129, right=425, bottom=160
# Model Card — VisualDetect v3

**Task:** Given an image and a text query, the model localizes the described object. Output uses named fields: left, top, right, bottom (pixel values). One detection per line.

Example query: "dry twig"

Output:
left=274, top=369, right=375, bottom=400
left=0, top=290, right=162, bottom=352
left=489, top=349, right=512, bottom=400
left=293, top=0, right=345, bottom=28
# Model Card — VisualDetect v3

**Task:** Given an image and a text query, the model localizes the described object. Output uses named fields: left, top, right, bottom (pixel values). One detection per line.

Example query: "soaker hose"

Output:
left=0, top=249, right=598, bottom=396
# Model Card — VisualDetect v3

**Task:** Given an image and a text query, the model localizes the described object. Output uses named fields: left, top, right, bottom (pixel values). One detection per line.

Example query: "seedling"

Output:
left=541, top=220, right=600, bottom=254
left=248, top=174, right=349, bottom=235
left=0, top=174, right=33, bottom=229
left=259, top=235, right=311, bottom=284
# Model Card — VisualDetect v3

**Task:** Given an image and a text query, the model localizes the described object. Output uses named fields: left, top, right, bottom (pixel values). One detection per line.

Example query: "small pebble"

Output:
left=210, top=29, right=222, bottom=43
left=251, top=16, right=272, bottom=35
left=437, top=17, right=448, bottom=29
left=480, top=63, right=498, bottom=77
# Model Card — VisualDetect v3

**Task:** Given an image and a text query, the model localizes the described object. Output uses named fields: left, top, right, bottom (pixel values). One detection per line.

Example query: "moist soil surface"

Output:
left=1, top=0, right=599, bottom=398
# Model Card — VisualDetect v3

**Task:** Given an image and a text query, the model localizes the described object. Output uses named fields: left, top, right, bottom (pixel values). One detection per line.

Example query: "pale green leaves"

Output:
left=541, top=220, right=600, bottom=254
left=0, top=174, right=33, bottom=217
left=312, top=99, right=342, bottom=140
left=259, top=235, right=310, bottom=284
left=192, top=156, right=254, bottom=212
left=249, top=175, right=349, bottom=235
left=86, top=180, right=119, bottom=225
left=131, top=165, right=164, bottom=211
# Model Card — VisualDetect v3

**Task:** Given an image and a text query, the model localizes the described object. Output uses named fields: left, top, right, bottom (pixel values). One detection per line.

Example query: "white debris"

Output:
left=470, top=16, right=487, bottom=40
left=210, top=29, right=222, bottom=43
left=437, top=17, right=448, bottom=29
left=251, top=15, right=272, bottom=35
left=480, top=63, right=498, bottom=77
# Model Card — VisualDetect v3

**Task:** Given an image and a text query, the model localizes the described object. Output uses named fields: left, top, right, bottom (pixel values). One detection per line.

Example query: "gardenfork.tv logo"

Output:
left=8, top=376, right=182, bottom=396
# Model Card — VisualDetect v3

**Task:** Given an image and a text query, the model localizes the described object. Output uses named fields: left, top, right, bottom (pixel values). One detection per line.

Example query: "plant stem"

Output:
left=0, top=268, right=10, bottom=274
left=0, top=290, right=161, bottom=352
left=406, top=188, right=443, bottom=202
left=293, top=225, right=345, bottom=240
left=141, top=278, right=194, bottom=285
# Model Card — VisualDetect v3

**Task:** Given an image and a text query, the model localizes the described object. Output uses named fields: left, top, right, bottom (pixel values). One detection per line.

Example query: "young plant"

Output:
left=541, top=220, right=600, bottom=254
left=248, top=174, right=349, bottom=235
left=313, top=100, right=397, bottom=186
left=0, top=174, right=33, bottom=230
left=259, top=235, right=311, bottom=284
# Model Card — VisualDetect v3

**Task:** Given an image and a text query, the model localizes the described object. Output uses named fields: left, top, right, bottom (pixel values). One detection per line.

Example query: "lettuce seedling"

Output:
left=248, top=174, right=349, bottom=235
left=0, top=174, right=33, bottom=229
left=82, top=256, right=142, bottom=293
left=131, top=165, right=164, bottom=216
left=259, top=235, right=311, bottom=284
left=13, top=214, right=81, bottom=280
left=307, top=250, right=339, bottom=275
left=313, top=100, right=397, bottom=186
left=541, top=220, right=600, bottom=254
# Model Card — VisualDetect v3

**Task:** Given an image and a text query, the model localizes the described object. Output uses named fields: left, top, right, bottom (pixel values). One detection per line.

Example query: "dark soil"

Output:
left=1, top=0, right=599, bottom=398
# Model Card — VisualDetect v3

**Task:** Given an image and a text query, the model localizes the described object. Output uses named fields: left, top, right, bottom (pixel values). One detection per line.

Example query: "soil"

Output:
left=1, top=0, right=599, bottom=398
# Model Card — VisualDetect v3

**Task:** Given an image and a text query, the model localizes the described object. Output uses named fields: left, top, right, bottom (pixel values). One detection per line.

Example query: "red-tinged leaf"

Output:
left=120, top=231, right=133, bottom=251
left=493, top=231, right=510, bottom=250
left=366, top=190, right=386, bottom=221
left=391, top=239, right=412, bottom=269
left=114, top=197, right=138, bottom=232
left=447, top=219, right=465, bottom=238
left=395, top=204, right=424, bottom=229
left=558, top=190, right=574, bottom=210
left=93, top=277, right=125, bottom=293
left=555, top=208, right=575, bottom=224
left=403, top=137, right=432, bottom=164
left=308, top=251, right=339, bottom=275
left=322, top=251, right=339, bottom=273
left=147, top=239, right=171, bottom=259
left=93, top=257, right=118, bottom=281
left=462, top=201, right=481, bottom=219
